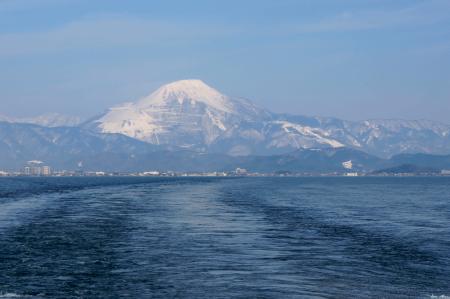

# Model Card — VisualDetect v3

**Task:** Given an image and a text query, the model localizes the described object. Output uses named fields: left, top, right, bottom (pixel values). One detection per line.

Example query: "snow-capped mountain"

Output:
left=88, top=80, right=349, bottom=155
left=0, top=113, right=81, bottom=127
left=86, top=79, right=450, bottom=157
left=88, top=79, right=271, bottom=150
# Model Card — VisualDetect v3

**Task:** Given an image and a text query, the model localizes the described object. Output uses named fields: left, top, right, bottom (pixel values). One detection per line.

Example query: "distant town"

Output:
left=0, top=160, right=450, bottom=178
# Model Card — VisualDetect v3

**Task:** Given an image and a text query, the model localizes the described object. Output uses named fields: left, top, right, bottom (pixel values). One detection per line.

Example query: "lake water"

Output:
left=0, top=177, right=449, bottom=298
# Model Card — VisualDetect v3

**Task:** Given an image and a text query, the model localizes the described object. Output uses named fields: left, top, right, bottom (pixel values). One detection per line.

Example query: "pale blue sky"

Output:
left=1, top=0, right=450, bottom=122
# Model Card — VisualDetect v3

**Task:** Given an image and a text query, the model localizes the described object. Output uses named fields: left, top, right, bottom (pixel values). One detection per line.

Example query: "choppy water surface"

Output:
left=0, top=177, right=449, bottom=298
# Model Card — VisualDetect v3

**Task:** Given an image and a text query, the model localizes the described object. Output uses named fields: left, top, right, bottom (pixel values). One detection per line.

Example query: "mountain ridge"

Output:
left=0, top=113, right=82, bottom=127
left=2, top=120, right=450, bottom=173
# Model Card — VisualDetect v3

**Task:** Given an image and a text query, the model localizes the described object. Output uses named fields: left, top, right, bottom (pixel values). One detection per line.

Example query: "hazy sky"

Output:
left=1, top=0, right=450, bottom=122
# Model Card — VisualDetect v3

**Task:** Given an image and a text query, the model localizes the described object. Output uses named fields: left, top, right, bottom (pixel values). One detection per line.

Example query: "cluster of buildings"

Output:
left=0, top=160, right=53, bottom=176
left=23, top=160, right=52, bottom=176
left=0, top=167, right=248, bottom=177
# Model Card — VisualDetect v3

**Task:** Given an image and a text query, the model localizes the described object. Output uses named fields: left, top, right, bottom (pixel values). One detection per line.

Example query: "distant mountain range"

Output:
left=84, top=80, right=450, bottom=158
left=1, top=120, right=450, bottom=173
left=0, top=113, right=81, bottom=127
left=1, top=79, right=450, bottom=172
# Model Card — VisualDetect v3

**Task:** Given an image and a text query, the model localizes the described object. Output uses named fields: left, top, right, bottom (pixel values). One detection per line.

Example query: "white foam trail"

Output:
left=0, top=197, right=46, bottom=231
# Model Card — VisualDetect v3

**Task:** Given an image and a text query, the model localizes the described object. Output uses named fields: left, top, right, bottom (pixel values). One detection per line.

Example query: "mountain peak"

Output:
left=137, top=79, right=234, bottom=112
left=163, top=79, right=211, bottom=90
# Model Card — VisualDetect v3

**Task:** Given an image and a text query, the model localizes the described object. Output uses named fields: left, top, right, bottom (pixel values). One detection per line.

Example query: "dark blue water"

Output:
left=0, top=177, right=449, bottom=298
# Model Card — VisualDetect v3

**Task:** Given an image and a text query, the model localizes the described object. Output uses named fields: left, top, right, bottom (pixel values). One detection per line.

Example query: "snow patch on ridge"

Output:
left=273, top=121, right=344, bottom=148
left=206, top=109, right=227, bottom=131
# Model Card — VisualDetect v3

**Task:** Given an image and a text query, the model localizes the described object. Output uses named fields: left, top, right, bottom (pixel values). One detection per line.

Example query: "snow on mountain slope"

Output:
left=269, top=121, right=344, bottom=149
left=94, top=79, right=271, bottom=148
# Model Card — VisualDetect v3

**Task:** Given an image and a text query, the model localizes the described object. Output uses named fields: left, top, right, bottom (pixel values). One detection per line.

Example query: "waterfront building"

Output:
left=42, top=166, right=51, bottom=176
